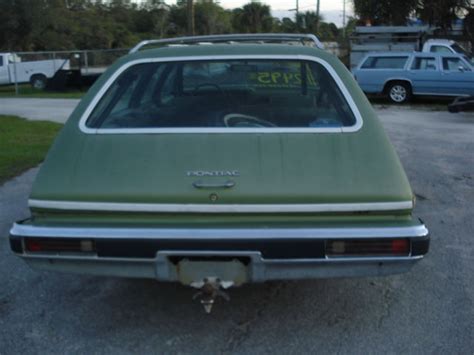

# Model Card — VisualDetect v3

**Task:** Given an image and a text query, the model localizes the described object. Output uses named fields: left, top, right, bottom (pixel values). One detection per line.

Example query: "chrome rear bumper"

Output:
left=10, top=222, right=429, bottom=281
left=10, top=223, right=428, bottom=239
left=17, top=251, right=423, bottom=281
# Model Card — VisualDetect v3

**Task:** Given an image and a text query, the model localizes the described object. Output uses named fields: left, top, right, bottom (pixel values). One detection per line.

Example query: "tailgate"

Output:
left=30, top=130, right=413, bottom=209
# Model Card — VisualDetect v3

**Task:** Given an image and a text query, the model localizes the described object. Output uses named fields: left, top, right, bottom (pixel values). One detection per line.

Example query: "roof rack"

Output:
left=129, top=33, right=323, bottom=53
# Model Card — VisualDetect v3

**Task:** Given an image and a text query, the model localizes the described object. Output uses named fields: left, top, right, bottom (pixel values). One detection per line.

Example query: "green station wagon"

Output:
left=9, top=34, right=429, bottom=312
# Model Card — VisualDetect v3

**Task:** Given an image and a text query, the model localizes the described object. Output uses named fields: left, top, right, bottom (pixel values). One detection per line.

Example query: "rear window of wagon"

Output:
left=85, top=59, right=357, bottom=130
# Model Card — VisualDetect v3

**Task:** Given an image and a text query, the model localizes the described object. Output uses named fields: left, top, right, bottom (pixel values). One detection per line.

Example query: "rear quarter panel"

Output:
left=353, top=68, right=389, bottom=93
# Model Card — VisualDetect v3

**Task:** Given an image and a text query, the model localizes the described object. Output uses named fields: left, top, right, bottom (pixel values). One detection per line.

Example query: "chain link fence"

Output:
left=3, top=49, right=128, bottom=95
left=3, top=41, right=355, bottom=95
left=2, top=43, right=356, bottom=95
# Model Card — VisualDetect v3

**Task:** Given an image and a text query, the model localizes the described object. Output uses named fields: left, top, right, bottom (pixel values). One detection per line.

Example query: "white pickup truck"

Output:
left=0, top=53, right=69, bottom=89
left=350, top=27, right=474, bottom=69
left=422, top=39, right=473, bottom=61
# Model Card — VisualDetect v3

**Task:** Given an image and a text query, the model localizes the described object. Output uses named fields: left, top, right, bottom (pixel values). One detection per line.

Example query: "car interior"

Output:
left=86, top=60, right=357, bottom=129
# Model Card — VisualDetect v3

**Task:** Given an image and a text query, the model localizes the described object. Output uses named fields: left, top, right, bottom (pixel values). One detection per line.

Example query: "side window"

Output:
left=361, top=57, right=376, bottom=69
left=411, top=57, right=437, bottom=70
left=160, top=65, right=179, bottom=104
left=7, top=54, right=17, bottom=64
left=442, top=57, right=471, bottom=71
left=0, top=56, right=3, bottom=67
left=86, top=64, right=150, bottom=127
left=430, top=46, right=453, bottom=54
left=138, top=65, right=166, bottom=105
left=108, top=73, right=140, bottom=115
left=361, top=56, right=407, bottom=69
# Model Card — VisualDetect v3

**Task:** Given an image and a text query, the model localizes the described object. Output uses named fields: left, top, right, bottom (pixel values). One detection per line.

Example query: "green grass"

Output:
left=0, top=115, right=63, bottom=184
left=0, top=84, right=84, bottom=99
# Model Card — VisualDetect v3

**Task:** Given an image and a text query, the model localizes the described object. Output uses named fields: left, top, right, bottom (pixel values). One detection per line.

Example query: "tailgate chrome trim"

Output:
left=28, top=199, right=413, bottom=213
left=11, top=222, right=428, bottom=240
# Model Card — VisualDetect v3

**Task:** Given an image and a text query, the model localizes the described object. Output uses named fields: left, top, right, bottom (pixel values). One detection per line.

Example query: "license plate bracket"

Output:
left=176, top=258, right=248, bottom=286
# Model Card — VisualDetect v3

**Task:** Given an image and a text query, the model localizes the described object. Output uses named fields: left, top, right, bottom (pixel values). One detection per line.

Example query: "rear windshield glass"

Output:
left=86, top=59, right=357, bottom=129
left=361, top=56, right=408, bottom=69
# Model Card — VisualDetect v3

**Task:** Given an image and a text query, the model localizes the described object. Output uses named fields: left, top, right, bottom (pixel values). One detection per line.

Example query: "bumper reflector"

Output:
left=326, top=238, right=409, bottom=257
left=25, top=238, right=96, bottom=253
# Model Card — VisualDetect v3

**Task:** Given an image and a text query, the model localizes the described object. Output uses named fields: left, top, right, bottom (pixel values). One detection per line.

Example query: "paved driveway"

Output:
left=0, top=98, right=79, bottom=123
left=0, top=102, right=473, bottom=353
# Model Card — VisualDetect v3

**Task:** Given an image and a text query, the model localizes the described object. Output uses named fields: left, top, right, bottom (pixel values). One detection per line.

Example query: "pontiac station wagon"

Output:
left=9, top=34, right=429, bottom=311
left=353, top=51, right=474, bottom=103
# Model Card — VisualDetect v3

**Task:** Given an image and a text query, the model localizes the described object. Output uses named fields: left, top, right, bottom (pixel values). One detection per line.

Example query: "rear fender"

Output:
left=383, top=78, right=413, bottom=93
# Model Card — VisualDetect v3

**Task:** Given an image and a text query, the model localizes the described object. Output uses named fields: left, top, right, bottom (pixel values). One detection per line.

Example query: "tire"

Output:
left=386, top=81, right=411, bottom=104
left=30, top=74, right=48, bottom=90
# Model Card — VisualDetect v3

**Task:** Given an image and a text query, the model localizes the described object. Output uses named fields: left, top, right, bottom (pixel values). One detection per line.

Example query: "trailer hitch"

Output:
left=191, top=277, right=233, bottom=313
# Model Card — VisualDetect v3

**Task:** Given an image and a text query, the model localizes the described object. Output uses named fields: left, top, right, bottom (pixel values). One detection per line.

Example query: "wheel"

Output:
left=387, top=82, right=411, bottom=104
left=30, top=74, right=48, bottom=90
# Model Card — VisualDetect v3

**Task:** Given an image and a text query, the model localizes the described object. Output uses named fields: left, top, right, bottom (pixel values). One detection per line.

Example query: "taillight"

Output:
left=25, top=238, right=95, bottom=253
left=391, top=239, right=409, bottom=254
left=326, top=238, right=409, bottom=257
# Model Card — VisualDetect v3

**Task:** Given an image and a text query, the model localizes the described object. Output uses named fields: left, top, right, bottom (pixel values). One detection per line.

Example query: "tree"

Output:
left=194, top=2, right=232, bottom=35
left=417, top=0, right=468, bottom=33
left=232, top=2, right=273, bottom=33
left=132, top=6, right=169, bottom=38
left=297, top=11, right=323, bottom=34
left=465, top=12, right=474, bottom=49
left=318, top=22, right=339, bottom=41
left=352, top=0, right=418, bottom=25
left=278, top=17, right=297, bottom=33
left=167, top=5, right=188, bottom=36
left=0, top=0, right=46, bottom=50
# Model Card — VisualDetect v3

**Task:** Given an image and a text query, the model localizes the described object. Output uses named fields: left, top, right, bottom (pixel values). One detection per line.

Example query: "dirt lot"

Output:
left=0, top=102, right=473, bottom=354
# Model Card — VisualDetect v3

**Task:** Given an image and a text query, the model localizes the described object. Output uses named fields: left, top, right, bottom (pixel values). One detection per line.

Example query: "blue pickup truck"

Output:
left=353, top=52, right=474, bottom=103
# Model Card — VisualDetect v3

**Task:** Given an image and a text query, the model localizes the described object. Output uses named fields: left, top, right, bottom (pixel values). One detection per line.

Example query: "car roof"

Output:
left=424, top=39, right=454, bottom=44
left=363, top=51, right=466, bottom=58
left=412, top=52, right=466, bottom=59
left=129, top=34, right=324, bottom=53
left=125, top=43, right=330, bottom=62
left=364, top=52, right=414, bottom=57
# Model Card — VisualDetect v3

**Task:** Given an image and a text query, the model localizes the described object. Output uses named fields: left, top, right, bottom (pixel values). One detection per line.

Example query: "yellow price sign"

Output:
left=248, top=68, right=318, bottom=88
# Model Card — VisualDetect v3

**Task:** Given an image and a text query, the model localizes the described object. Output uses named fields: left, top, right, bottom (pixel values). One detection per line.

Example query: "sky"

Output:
left=264, top=0, right=353, bottom=27
left=160, top=1, right=354, bottom=27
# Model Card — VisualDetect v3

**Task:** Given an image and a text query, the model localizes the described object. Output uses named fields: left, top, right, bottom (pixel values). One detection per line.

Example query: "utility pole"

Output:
left=316, top=0, right=320, bottom=31
left=342, top=0, right=346, bottom=37
left=296, top=0, right=299, bottom=28
left=186, top=0, right=195, bottom=36
left=290, top=0, right=300, bottom=30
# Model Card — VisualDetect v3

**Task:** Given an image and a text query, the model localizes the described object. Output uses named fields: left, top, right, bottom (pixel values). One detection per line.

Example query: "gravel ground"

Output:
left=0, top=101, right=473, bottom=354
